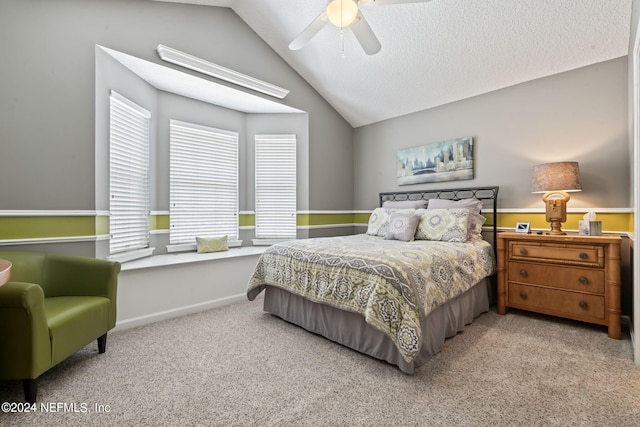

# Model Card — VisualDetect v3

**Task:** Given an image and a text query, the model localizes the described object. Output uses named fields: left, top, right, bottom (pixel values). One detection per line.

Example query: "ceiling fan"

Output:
left=289, top=0, right=432, bottom=55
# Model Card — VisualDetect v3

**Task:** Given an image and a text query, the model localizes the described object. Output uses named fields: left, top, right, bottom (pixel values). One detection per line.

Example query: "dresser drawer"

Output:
left=509, top=242, right=603, bottom=267
left=508, top=262, right=604, bottom=293
left=508, top=283, right=605, bottom=321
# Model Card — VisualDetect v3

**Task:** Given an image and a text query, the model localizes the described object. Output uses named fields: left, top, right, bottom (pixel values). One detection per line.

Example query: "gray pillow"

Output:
left=382, top=200, right=428, bottom=209
left=384, top=212, right=420, bottom=242
left=427, top=198, right=483, bottom=214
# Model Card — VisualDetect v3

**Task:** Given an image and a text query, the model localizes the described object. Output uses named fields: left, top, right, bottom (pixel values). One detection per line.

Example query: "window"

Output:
left=169, top=120, right=239, bottom=247
left=254, top=134, right=297, bottom=240
left=109, top=91, right=151, bottom=256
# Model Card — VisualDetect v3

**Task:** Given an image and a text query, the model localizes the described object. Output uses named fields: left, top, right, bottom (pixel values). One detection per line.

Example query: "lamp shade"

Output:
left=531, top=162, right=582, bottom=193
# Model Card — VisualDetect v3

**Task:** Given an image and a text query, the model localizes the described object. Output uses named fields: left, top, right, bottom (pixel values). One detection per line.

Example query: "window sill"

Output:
left=108, top=247, right=156, bottom=263
left=120, top=246, right=267, bottom=271
left=252, top=238, right=295, bottom=246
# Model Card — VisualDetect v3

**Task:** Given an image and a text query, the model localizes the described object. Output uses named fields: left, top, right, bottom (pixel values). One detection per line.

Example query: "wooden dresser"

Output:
left=496, top=232, right=622, bottom=339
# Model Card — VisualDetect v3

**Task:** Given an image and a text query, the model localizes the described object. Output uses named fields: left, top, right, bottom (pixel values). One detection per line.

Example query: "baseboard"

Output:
left=625, top=315, right=638, bottom=366
left=113, top=293, right=247, bottom=332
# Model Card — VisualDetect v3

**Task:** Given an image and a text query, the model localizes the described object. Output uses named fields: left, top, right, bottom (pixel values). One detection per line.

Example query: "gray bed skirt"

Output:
left=262, top=278, right=491, bottom=374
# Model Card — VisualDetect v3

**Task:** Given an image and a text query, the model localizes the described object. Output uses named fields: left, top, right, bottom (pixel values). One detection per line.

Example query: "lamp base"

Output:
left=548, top=219, right=566, bottom=235
left=542, top=191, right=569, bottom=236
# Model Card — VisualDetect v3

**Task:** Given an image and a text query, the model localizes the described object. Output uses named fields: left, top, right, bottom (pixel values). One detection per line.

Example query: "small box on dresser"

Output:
left=496, top=232, right=622, bottom=339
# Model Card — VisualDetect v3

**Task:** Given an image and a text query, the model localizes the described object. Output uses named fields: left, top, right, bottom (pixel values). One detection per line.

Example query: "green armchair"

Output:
left=0, top=251, right=120, bottom=402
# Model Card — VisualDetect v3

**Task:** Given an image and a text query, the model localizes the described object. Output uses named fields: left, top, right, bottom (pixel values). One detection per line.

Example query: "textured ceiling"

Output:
left=154, top=0, right=632, bottom=128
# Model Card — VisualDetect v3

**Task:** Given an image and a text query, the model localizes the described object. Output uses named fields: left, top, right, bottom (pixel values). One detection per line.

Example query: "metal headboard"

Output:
left=378, top=186, right=499, bottom=249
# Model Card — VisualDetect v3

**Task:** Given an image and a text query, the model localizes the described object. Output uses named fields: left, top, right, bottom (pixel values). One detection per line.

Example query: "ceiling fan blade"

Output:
left=358, top=0, right=432, bottom=5
left=350, top=13, right=381, bottom=55
left=289, top=11, right=329, bottom=51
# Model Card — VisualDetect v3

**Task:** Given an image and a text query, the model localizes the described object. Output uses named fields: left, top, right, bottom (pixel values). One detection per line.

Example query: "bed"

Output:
left=247, top=186, right=499, bottom=373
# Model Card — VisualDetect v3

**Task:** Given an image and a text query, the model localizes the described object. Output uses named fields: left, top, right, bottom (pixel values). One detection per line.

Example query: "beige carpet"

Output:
left=1, top=293, right=638, bottom=426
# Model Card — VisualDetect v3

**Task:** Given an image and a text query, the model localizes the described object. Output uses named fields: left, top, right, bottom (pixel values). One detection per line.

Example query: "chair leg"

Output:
left=97, top=333, right=108, bottom=353
left=23, top=379, right=38, bottom=403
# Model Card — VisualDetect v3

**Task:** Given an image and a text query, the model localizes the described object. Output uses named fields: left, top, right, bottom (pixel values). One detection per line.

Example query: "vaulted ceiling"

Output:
left=154, top=0, right=632, bottom=128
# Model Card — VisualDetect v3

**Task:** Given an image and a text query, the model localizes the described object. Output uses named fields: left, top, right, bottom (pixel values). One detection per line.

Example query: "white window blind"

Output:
left=109, top=91, right=151, bottom=255
left=255, top=134, right=297, bottom=240
left=170, top=120, right=239, bottom=245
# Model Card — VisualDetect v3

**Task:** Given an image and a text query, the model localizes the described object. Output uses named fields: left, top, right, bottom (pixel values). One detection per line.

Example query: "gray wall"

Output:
left=0, top=0, right=353, bottom=215
left=628, top=0, right=639, bottom=362
left=95, top=46, right=160, bottom=213
left=0, top=0, right=630, bottom=248
left=630, top=0, right=640, bottom=206
left=354, top=57, right=629, bottom=210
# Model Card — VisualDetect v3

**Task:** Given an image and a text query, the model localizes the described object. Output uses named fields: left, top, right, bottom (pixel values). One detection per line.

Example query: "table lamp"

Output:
left=531, top=162, right=582, bottom=235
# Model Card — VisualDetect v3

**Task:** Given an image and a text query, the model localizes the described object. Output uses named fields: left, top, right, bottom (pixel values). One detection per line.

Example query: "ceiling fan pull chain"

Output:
left=340, top=0, right=345, bottom=58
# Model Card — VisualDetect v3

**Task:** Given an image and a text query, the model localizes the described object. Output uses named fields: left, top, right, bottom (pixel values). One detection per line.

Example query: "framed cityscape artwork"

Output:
left=396, top=137, right=474, bottom=185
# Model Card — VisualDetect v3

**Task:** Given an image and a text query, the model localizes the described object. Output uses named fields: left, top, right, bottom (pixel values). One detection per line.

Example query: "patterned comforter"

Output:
left=247, top=234, right=495, bottom=363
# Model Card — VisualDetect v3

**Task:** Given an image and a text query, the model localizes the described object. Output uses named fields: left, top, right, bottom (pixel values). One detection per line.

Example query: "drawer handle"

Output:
left=520, top=248, right=528, bottom=255
left=579, top=252, right=588, bottom=260
left=520, top=291, right=527, bottom=300
left=579, top=301, right=588, bottom=309
left=579, top=276, right=589, bottom=285
left=519, top=270, right=527, bottom=278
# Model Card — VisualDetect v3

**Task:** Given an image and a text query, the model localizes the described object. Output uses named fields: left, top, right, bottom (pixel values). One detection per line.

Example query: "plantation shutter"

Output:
left=255, top=134, right=297, bottom=240
left=169, top=120, right=239, bottom=245
left=109, top=91, right=151, bottom=255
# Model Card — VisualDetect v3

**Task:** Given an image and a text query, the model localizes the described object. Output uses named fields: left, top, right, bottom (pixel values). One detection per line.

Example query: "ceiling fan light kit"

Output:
left=327, top=0, right=359, bottom=27
left=289, top=0, right=431, bottom=56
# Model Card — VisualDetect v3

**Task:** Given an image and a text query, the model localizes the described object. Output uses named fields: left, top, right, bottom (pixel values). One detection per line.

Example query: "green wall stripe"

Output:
left=151, top=214, right=255, bottom=230
left=297, top=213, right=355, bottom=226
left=354, top=213, right=372, bottom=224
left=95, top=215, right=110, bottom=235
left=0, top=217, right=98, bottom=239
left=0, top=212, right=634, bottom=241
left=239, top=213, right=254, bottom=228
left=497, top=212, right=631, bottom=233
left=151, top=214, right=170, bottom=231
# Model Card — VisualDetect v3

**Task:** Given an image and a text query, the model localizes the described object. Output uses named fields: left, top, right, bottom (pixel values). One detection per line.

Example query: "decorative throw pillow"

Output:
left=384, top=212, right=420, bottom=242
left=196, top=235, right=229, bottom=253
left=382, top=200, right=428, bottom=209
left=415, top=208, right=469, bottom=242
left=366, top=208, right=388, bottom=236
left=366, top=208, right=415, bottom=237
